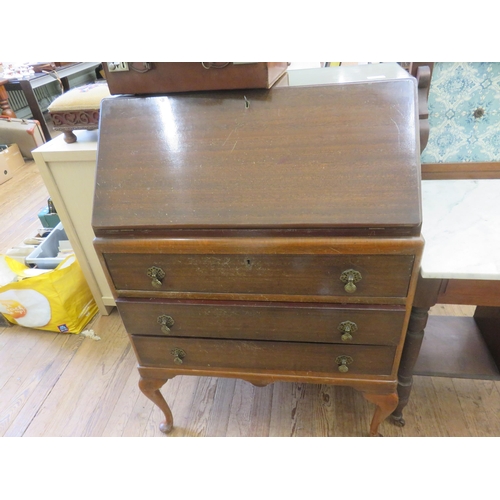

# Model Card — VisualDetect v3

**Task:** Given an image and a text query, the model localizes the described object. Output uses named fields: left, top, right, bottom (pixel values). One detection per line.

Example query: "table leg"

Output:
left=19, top=79, right=52, bottom=141
left=0, top=83, right=16, bottom=118
left=392, top=274, right=441, bottom=426
left=391, top=306, right=431, bottom=426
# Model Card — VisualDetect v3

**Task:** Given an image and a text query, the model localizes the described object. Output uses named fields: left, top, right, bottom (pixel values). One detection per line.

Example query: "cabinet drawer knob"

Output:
left=147, top=266, right=166, bottom=288
left=170, top=348, right=186, bottom=364
left=157, top=314, right=175, bottom=334
left=336, top=355, right=353, bottom=373
left=340, top=269, right=362, bottom=293
left=338, top=321, right=358, bottom=342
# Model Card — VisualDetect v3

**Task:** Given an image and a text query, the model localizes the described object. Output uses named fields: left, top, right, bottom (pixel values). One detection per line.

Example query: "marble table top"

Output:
left=421, top=179, right=500, bottom=280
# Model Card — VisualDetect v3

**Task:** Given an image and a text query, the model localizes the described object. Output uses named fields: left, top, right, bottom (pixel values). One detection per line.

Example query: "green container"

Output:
left=38, top=206, right=60, bottom=228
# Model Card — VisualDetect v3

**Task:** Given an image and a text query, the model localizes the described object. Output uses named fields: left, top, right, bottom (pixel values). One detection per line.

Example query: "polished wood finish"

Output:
left=363, top=392, right=399, bottom=436
left=132, top=336, right=397, bottom=375
left=117, top=299, right=406, bottom=345
left=0, top=79, right=16, bottom=118
left=409, top=62, right=435, bottom=80
left=415, top=65, right=431, bottom=153
left=103, top=62, right=289, bottom=95
left=422, top=162, right=500, bottom=180
left=103, top=250, right=414, bottom=298
left=93, top=82, right=421, bottom=235
left=138, top=376, right=174, bottom=433
left=414, top=315, right=500, bottom=379
left=394, top=273, right=500, bottom=425
left=434, top=279, right=500, bottom=307
left=93, top=78, right=423, bottom=436
left=3, top=154, right=500, bottom=438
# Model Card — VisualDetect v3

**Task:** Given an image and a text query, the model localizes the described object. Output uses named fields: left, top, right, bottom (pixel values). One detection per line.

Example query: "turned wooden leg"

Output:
left=391, top=306, right=430, bottom=427
left=63, top=130, right=77, bottom=143
left=0, top=82, right=17, bottom=118
left=138, top=377, right=174, bottom=433
left=363, top=392, right=399, bottom=436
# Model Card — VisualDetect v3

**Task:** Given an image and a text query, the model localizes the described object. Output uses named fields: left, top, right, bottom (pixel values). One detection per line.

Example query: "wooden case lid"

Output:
left=93, top=77, right=421, bottom=236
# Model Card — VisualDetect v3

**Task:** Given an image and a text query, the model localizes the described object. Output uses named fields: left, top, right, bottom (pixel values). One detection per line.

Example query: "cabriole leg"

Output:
left=363, top=392, right=399, bottom=437
left=138, top=377, right=173, bottom=433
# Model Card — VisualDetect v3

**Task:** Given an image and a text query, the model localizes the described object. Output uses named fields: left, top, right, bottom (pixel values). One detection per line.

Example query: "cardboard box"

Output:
left=0, top=144, right=25, bottom=185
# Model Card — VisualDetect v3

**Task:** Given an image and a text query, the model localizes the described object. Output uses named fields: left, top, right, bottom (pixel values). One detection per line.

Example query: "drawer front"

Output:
left=118, top=299, right=405, bottom=345
left=132, top=336, right=396, bottom=376
left=105, top=253, right=414, bottom=298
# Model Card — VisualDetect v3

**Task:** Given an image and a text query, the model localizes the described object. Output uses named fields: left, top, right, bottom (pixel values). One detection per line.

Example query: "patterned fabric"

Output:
left=421, top=62, right=500, bottom=163
left=48, top=82, right=110, bottom=112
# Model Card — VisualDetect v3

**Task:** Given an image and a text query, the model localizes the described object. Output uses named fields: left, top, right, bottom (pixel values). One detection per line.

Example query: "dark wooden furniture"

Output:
left=393, top=275, right=500, bottom=425
left=103, top=62, right=289, bottom=95
left=3, top=63, right=100, bottom=141
left=92, top=72, right=423, bottom=436
left=0, top=78, right=16, bottom=118
left=391, top=63, right=500, bottom=422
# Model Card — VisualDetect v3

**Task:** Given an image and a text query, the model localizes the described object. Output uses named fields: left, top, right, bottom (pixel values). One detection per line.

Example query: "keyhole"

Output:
left=245, top=259, right=252, bottom=267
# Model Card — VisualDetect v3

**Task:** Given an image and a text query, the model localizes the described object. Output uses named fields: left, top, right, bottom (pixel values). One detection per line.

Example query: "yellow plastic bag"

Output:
left=0, top=254, right=98, bottom=333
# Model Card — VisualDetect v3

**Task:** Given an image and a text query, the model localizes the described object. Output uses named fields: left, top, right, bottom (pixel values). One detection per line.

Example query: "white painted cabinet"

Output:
left=33, top=130, right=114, bottom=315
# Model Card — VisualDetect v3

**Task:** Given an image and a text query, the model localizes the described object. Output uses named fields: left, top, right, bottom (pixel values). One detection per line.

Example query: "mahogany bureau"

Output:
left=92, top=68, right=423, bottom=436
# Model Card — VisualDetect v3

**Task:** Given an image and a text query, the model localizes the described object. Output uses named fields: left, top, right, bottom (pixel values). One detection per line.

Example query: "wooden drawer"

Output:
left=118, top=299, right=406, bottom=345
left=132, top=336, right=396, bottom=376
left=104, top=253, right=414, bottom=298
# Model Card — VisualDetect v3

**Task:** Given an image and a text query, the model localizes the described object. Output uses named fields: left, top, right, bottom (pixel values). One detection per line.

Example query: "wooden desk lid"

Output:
left=93, top=79, right=421, bottom=235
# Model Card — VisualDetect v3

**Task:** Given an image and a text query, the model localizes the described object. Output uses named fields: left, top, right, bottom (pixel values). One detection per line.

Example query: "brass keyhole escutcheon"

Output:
left=157, top=314, right=175, bottom=334
left=338, top=321, right=358, bottom=342
left=171, top=348, right=186, bottom=365
left=336, top=355, right=353, bottom=373
left=340, top=269, right=362, bottom=293
left=147, top=266, right=165, bottom=288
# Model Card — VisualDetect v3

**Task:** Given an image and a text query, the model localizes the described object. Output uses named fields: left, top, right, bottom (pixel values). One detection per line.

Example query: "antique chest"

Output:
left=92, top=67, right=423, bottom=436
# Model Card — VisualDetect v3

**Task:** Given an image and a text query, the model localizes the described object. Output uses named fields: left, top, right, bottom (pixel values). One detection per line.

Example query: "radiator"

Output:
left=6, top=69, right=96, bottom=115
left=7, top=84, right=61, bottom=113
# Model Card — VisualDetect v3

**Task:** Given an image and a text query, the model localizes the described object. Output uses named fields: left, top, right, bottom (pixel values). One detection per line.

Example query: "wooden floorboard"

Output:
left=1, top=151, right=500, bottom=437
left=0, top=160, right=49, bottom=254
left=1, top=303, right=500, bottom=437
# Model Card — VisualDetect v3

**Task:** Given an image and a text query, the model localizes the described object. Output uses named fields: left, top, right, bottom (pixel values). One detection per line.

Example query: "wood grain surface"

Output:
left=2, top=308, right=500, bottom=437
left=94, top=81, right=421, bottom=233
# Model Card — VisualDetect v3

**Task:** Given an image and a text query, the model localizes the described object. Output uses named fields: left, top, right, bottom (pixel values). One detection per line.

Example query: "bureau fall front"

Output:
left=92, top=68, right=423, bottom=436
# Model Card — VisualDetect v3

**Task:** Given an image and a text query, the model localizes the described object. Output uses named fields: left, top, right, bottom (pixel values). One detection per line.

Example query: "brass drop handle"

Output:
left=338, top=321, right=358, bottom=342
left=147, top=266, right=166, bottom=288
left=340, top=269, right=362, bottom=293
left=157, top=314, right=175, bottom=334
left=336, top=355, right=353, bottom=373
left=171, top=348, right=186, bottom=365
